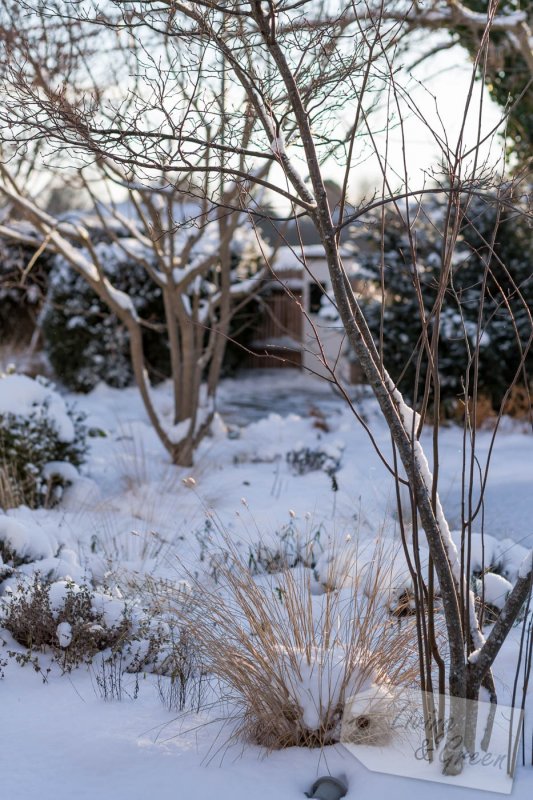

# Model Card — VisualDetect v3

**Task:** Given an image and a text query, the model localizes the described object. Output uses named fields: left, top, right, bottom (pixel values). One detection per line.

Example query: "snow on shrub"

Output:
left=472, top=572, right=514, bottom=624
left=0, top=237, right=53, bottom=343
left=247, top=521, right=324, bottom=576
left=314, top=538, right=420, bottom=617
left=358, top=194, right=533, bottom=415
left=0, top=373, right=87, bottom=508
left=193, top=515, right=324, bottom=582
left=286, top=442, right=344, bottom=490
left=0, top=575, right=132, bottom=671
left=497, top=538, right=532, bottom=583
left=313, top=532, right=526, bottom=624
left=0, top=513, right=88, bottom=588
left=42, top=241, right=170, bottom=392
left=448, top=531, right=528, bottom=623
left=449, top=531, right=503, bottom=576
left=480, top=572, right=512, bottom=611
left=0, top=517, right=58, bottom=568
left=1, top=571, right=202, bottom=697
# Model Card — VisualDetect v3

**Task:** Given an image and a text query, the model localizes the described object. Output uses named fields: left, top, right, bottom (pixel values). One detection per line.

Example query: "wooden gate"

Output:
left=243, top=289, right=303, bottom=369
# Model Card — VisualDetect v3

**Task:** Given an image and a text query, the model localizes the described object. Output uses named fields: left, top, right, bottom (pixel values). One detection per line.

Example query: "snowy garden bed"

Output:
left=1, top=371, right=532, bottom=800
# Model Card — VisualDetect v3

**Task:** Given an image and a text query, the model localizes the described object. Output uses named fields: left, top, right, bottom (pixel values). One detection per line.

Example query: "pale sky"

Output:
left=63, top=30, right=507, bottom=215
left=264, top=33, right=507, bottom=212
left=348, top=36, right=507, bottom=200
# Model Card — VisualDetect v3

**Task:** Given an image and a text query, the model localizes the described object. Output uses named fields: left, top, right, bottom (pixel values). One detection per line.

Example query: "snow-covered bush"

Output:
left=1, top=575, right=134, bottom=671
left=473, top=572, right=513, bottom=624
left=42, top=232, right=263, bottom=394
left=0, top=517, right=58, bottom=572
left=247, top=521, right=324, bottom=576
left=1, top=570, right=204, bottom=700
left=313, top=538, right=420, bottom=619
left=194, top=517, right=324, bottom=581
left=358, top=193, right=533, bottom=415
left=0, top=374, right=87, bottom=508
left=286, top=443, right=343, bottom=490
left=0, top=237, right=52, bottom=343
left=42, top=242, right=170, bottom=392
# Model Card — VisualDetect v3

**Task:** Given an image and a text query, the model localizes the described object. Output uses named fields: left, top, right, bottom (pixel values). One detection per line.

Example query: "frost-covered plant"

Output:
left=42, top=241, right=170, bottom=392
left=0, top=237, right=52, bottom=343
left=178, top=542, right=419, bottom=749
left=0, top=373, right=87, bottom=508
left=247, top=521, right=324, bottom=575
left=358, top=193, right=533, bottom=415
left=286, top=443, right=343, bottom=490
left=0, top=575, right=131, bottom=672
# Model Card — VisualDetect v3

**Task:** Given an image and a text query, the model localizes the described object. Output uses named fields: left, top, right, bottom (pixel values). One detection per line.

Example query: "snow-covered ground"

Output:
left=1, top=370, right=532, bottom=799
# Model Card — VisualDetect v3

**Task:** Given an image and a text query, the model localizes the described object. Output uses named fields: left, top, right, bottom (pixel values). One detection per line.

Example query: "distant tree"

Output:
left=0, top=179, right=265, bottom=466
left=452, top=0, right=532, bottom=164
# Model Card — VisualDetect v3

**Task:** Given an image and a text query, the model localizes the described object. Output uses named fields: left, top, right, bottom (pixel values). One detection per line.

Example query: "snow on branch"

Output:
left=388, top=375, right=486, bottom=650
left=402, top=1, right=532, bottom=71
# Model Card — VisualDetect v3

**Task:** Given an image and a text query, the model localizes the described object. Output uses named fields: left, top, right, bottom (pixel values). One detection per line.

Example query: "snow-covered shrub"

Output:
left=358, top=193, right=533, bottom=415
left=247, top=521, right=324, bottom=575
left=1, top=570, right=203, bottom=692
left=448, top=531, right=524, bottom=623
left=92, top=606, right=197, bottom=701
left=152, top=624, right=207, bottom=712
left=286, top=443, right=343, bottom=490
left=180, top=547, right=419, bottom=749
left=0, top=515, right=88, bottom=589
left=0, top=237, right=52, bottom=344
left=42, top=241, right=170, bottom=391
left=313, top=539, right=420, bottom=620
left=496, top=538, right=532, bottom=584
left=0, top=517, right=58, bottom=572
left=92, top=614, right=205, bottom=706
left=0, top=374, right=87, bottom=508
left=449, top=531, right=504, bottom=578
left=42, top=230, right=263, bottom=393
left=0, top=576, right=131, bottom=671
left=194, top=517, right=324, bottom=581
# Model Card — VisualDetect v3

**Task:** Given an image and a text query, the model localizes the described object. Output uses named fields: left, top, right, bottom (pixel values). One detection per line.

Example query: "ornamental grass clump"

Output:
left=178, top=538, right=420, bottom=749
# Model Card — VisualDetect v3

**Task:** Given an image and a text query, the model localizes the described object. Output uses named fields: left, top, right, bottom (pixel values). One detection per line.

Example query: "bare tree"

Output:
left=0, top=4, right=270, bottom=465
left=0, top=164, right=266, bottom=465
left=0, top=0, right=531, bottom=775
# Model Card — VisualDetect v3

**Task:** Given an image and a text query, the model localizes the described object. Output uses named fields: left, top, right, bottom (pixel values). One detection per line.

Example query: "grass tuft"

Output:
left=173, top=537, right=420, bottom=749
